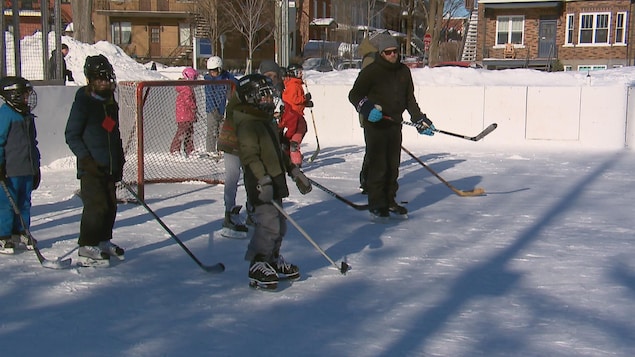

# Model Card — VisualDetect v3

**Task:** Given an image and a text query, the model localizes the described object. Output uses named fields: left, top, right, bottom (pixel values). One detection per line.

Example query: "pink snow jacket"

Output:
left=175, top=85, right=196, bottom=123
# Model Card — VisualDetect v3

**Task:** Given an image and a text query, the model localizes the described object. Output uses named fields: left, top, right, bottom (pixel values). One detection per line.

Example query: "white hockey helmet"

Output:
left=206, top=56, right=223, bottom=70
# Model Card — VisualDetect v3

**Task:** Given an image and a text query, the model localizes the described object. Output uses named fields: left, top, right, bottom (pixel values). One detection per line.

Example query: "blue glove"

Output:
left=414, top=115, right=435, bottom=136
left=421, top=124, right=436, bottom=136
left=368, top=108, right=383, bottom=122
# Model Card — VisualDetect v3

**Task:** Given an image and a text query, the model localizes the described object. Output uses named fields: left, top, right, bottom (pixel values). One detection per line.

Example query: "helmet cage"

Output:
left=0, top=77, right=37, bottom=113
left=238, top=74, right=277, bottom=113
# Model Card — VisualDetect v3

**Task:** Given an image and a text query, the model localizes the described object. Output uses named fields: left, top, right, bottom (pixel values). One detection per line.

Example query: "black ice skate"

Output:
left=77, top=246, right=110, bottom=267
left=388, top=201, right=408, bottom=220
left=272, top=254, right=300, bottom=280
left=369, top=207, right=390, bottom=223
left=248, top=260, right=279, bottom=290
left=220, top=205, right=248, bottom=239
left=0, top=237, right=15, bottom=255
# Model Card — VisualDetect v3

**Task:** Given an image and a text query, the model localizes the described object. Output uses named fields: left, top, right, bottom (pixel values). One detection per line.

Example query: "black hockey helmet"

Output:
left=237, top=74, right=277, bottom=113
left=286, top=63, right=303, bottom=78
left=0, top=76, right=37, bottom=114
left=84, top=54, right=115, bottom=83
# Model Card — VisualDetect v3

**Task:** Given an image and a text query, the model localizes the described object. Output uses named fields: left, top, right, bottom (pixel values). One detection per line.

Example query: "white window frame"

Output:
left=578, top=12, right=610, bottom=45
left=495, top=16, right=524, bottom=46
left=111, top=21, right=131, bottom=45
left=577, top=65, right=607, bottom=71
left=565, top=14, right=574, bottom=45
left=615, top=12, right=627, bottom=44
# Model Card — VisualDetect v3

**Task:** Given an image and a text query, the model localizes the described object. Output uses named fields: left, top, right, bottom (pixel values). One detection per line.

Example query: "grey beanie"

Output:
left=259, top=60, right=281, bottom=75
left=374, top=33, right=399, bottom=53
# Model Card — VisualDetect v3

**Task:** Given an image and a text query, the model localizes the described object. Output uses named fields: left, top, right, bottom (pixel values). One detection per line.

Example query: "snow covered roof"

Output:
left=310, top=18, right=337, bottom=27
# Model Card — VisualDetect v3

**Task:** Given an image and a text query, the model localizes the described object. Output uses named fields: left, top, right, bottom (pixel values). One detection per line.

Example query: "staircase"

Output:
left=461, top=9, right=478, bottom=62
left=168, top=13, right=211, bottom=66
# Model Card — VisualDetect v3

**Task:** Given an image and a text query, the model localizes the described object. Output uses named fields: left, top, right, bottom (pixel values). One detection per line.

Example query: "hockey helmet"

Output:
left=286, top=63, right=303, bottom=78
left=207, top=56, right=223, bottom=70
left=84, top=54, right=115, bottom=83
left=0, top=76, right=37, bottom=114
left=237, top=74, right=277, bottom=113
left=182, top=67, right=197, bottom=80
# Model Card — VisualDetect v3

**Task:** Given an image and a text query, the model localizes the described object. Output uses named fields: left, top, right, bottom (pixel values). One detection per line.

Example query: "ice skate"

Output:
left=220, top=205, right=248, bottom=239
left=272, top=254, right=300, bottom=280
left=388, top=201, right=408, bottom=220
left=12, top=232, right=36, bottom=250
left=99, top=241, right=125, bottom=260
left=77, top=245, right=110, bottom=267
left=248, top=260, right=278, bottom=290
left=0, top=237, right=15, bottom=255
left=369, top=208, right=390, bottom=223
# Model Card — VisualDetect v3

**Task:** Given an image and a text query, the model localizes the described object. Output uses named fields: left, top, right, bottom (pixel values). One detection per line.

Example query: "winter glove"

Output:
left=414, top=115, right=436, bottom=136
left=304, top=100, right=314, bottom=108
left=368, top=108, right=383, bottom=122
left=33, top=168, right=41, bottom=190
left=305, top=92, right=312, bottom=101
left=257, top=175, right=274, bottom=203
left=79, top=156, right=104, bottom=177
left=290, top=167, right=312, bottom=195
left=290, top=141, right=299, bottom=152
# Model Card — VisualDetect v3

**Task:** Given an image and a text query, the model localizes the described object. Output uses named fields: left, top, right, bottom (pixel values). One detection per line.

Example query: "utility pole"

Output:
left=275, top=0, right=290, bottom=67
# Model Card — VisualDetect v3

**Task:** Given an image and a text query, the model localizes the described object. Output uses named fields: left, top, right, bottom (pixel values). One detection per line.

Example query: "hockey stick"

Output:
left=401, top=146, right=486, bottom=197
left=303, top=82, right=320, bottom=162
left=271, top=200, right=350, bottom=275
left=308, top=178, right=369, bottom=211
left=0, top=181, right=72, bottom=269
left=122, top=182, right=225, bottom=273
left=402, top=121, right=498, bottom=142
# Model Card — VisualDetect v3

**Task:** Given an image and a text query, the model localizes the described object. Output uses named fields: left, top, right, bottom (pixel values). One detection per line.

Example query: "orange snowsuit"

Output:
left=280, top=77, right=308, bottom=166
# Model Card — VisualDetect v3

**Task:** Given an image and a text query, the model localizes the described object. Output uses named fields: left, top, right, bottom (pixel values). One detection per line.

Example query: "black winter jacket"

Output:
left=65, top=87, right=125, bottom=181
left=348, top=55, right=423, bottom=128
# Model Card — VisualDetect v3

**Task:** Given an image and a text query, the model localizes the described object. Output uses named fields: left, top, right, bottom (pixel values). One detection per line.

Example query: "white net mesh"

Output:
left=116, top=79, right=235, bottom=201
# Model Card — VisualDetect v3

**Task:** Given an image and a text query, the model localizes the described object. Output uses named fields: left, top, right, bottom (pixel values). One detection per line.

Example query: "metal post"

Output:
left=0, top=1, right=5, bottom=76
left=12, top=0, right=21, bottom=76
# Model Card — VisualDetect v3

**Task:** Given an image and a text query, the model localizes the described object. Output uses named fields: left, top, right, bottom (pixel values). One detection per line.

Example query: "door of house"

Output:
left=538, top=20, right=557, bottom=58
left=149, top=24, right=161, bottom=58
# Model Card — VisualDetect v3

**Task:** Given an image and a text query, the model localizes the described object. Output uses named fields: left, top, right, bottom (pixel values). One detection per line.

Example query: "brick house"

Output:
left=474, top=0, right=634, bottom=70
left=2, top=0, right=72, bottom=39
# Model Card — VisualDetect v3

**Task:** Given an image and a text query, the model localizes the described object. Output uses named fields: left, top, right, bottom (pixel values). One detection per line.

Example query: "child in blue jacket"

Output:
left=0, top=76, right=40, bottom=254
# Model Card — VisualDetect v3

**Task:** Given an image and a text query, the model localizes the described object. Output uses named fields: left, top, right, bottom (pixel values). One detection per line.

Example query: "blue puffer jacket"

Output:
left=204, top=70, right=238, bottom=115
left=0, top=104, right=40, bottom=177
left=65, top=87, right=125, bottom=181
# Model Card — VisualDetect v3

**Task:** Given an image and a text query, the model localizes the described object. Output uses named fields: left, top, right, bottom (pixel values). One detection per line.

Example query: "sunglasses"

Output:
left=383, top=49, right=398, bottom=56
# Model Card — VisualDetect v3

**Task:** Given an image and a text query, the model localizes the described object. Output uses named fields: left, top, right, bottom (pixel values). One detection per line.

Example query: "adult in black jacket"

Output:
left=348, top=33, right=436, bottom=222
left=48, top=44, right=74, bottom=81
left=65, top=55, right=125, bottom=267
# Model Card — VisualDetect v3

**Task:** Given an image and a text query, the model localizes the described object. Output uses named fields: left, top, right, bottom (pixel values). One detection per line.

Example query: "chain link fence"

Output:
left=1, top=0, right=66, bottom=84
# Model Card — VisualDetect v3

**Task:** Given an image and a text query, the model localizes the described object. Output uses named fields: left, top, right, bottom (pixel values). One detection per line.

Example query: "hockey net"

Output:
left=116, top=79, right=235, bottom=202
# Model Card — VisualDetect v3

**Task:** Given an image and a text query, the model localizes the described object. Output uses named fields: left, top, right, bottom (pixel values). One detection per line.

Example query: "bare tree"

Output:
left=71, top=0, right=94, bottom=44
left=220, top=0, right=276, bottom=73
left=195, top=0, right=234, bottom=57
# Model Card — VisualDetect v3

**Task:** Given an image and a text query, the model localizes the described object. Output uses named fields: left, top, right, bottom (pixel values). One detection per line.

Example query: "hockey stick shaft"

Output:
left=122, top=182, right=224, bottom=273
left=400, top=146, right=486, bottom=197
left=271, top=200, right=349, bottom=275
left=402, top=121, right=498, bottom=142
left=308, top=178, right=369, bottom=210
left=0, top=181, right=72, bottom=269
left=304, top=82, right=320, bottom=162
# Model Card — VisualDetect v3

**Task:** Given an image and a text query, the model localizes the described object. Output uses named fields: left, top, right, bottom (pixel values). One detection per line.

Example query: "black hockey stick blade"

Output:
left=308, top=178, right=369, bottom=210
left=403, top=121, right=498, bottom=142
left=0, top=181, right=72, bottom=269
left=122, top=182, right=225, bottom=273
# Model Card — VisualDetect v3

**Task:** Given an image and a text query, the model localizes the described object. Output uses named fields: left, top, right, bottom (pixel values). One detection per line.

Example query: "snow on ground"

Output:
left=2, top=36, right=635, bottom=356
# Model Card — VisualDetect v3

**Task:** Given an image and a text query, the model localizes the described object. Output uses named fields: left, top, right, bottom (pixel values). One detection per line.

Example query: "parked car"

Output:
left=302, top=58, right=334, bottom=72
left=336, top=59, right=362, bottom=70
left=402, top=56, right=426, bottom=69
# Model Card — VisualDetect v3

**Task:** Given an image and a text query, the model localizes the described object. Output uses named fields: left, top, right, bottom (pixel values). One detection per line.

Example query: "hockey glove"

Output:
left=290, top=167, right=312, bottom=195
left=414, top=115, right=436, bottom=136
left=257, top=175, right=274, bottom=203
left=305, top=92, right=312, bottom=101
left=357, top=98, right=383, bottom=123
left=79, top=156, right=105, bottom=177
left=304, top=100, right=314, bottom=108
left=33, top=168, right=41, bottom=190
left=368, top=108, right=383, bottom=122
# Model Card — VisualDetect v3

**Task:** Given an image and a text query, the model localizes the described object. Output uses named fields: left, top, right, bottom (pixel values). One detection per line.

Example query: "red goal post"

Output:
left=116, top=79, right=236, bottom=202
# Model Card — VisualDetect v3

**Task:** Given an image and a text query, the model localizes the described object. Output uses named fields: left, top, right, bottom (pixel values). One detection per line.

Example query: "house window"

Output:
left=111, top=22, right=131, bottom=45
left=578, top=65, right=607, bottom=71
left=179, top=23, right=192, bottom=46
left=565, top=14, right=574, bottom=45
left=496, top=16, right=524, bottom=45
left=579, top=13, right=610, bottom=44
left=615, top=12, right=626, bottom=44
